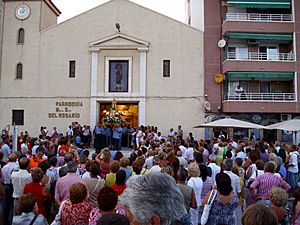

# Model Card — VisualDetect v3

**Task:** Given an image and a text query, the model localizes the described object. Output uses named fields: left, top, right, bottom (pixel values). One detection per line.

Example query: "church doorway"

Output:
left=99, top=103, right=139, bottom=128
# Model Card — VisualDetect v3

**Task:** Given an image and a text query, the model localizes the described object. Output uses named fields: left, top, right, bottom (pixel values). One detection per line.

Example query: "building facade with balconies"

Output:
left=187, top=0, right=300, bottom=142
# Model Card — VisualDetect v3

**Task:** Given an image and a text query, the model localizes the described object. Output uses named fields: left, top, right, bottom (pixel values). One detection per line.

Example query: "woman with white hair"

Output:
left=120, top=173, right=186, bottom=225
left=21, top=143, right=30, bottom=158
left=187, top=162, right=203, bottom=225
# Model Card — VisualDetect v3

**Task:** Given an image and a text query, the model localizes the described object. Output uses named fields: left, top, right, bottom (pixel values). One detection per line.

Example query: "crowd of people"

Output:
left=0, top=122, right=299, bottom=225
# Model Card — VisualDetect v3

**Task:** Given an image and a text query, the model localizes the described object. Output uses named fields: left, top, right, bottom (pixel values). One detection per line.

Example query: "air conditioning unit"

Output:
left=281, top=114, right=292, bottom=121
left=248, top=39, right=259, bottom=45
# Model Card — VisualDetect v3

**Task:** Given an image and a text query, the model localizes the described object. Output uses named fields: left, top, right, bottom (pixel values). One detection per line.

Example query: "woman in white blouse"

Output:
left=187, top=162, right=203, bottom=225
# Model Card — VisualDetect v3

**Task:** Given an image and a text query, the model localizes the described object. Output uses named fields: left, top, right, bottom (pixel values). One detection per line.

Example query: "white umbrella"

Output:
left=194, top=118, right=266, bottom=129
left=266, top=119, right=300, bottom=131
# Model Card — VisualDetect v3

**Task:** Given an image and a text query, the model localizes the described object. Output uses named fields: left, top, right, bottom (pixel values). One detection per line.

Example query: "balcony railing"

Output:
left=225, top=93, right=295, bottom=101
left=227, top=52, right=295, bottom=61
left=225, top=13, right=293, bottom=22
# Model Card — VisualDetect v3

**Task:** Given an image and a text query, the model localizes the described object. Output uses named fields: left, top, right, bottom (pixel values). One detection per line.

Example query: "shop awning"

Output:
left=227, top=33, right=293, bottom=40
left=227, top=72, right=294, bottom=79
left=227, top=0, right=291, bottom=9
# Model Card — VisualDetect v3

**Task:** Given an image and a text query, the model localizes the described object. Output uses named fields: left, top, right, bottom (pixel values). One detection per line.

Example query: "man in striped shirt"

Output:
left=250, top=161, right=290, bottom=205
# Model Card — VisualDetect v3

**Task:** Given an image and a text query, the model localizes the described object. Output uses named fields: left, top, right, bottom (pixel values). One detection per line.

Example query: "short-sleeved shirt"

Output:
left=55, top=173, right=87, bottom=203
left=24, top=182, right=46, bottom=216
left=251, top=172, right=290, bottom=199
left=61, top=199, right=92, bottom=225
left=224, top=171, right=241, bottom=195
left=29, top=157, right=45, bottom=169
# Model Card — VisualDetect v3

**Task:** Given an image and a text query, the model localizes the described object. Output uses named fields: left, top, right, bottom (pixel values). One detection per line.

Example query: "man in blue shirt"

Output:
left=112, top=124, right=122, bottom=150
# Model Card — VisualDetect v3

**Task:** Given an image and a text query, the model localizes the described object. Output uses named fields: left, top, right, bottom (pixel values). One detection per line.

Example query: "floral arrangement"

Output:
left=102, top=99, right=125, bottom=125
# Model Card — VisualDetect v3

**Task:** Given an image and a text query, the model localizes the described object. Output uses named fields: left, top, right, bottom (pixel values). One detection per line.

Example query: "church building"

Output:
left=0, top=0, right=205, bottom=138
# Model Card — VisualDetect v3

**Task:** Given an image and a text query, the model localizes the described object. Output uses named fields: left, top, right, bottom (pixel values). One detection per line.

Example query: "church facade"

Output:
left=0, top=0, right=205, bottom=138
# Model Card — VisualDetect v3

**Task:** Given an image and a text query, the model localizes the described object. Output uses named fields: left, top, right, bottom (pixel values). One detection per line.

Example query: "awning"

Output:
left=227, top=0, right=291, bottom=9
left=194, top=118, right=266, bottom=129
left=227, top=33, right=293, bottom=40
left=227, top=72, right=294, bottom=79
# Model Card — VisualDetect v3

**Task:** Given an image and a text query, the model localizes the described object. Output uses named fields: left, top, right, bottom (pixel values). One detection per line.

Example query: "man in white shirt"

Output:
left=286, top=148, right=299, bottom=191
left=144, top=150, right=154, bottom=170
left=149, top=156, right=161, bottom=173
left=11, top=157, right=32, bottom=215
left=207, top=154, right=221, bottom=184
left=1, top=139, right=11, bottom=161
left=2, top=154, right=18, bottom=224
left=31, top=140, right=41, bottom=156
left=66, top=125, right=73, bottom=140
left=235, top=145, right=247, bottom=160
left=179, top=141, right=187, bottom=157
left=177, top=150, right=188, bottom=168
left=185, top=142, right=194, bottom=162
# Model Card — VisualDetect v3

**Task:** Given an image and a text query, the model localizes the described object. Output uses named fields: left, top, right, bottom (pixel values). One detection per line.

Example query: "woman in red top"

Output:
left=60, top=183, right=92, bottom=225
left=111, top=170, right=127, bottom=196
left=23, top=167, right=50, bottom=217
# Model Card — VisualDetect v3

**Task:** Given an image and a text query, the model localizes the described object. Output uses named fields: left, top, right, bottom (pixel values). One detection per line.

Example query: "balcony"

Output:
left=225, top=13, right=293, bottom=22
left=227, top=52, right=295, bottom=61
left=222, top=15, right=294, bottom=35
left=222, top=101, right=297, bottom=113
left=225, top=92, right=295, bottom=101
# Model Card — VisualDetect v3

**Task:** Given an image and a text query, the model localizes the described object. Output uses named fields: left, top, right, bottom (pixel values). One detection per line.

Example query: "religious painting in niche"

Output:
left=109, top=60, right=129, bottom=92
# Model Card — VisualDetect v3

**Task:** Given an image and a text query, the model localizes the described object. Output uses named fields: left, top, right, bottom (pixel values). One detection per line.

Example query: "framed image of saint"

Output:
left=109, top=60, right=129, bottom=92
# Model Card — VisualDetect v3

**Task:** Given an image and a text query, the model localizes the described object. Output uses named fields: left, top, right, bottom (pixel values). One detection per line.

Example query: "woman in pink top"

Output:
left=293, top=188, right=300, bottom=225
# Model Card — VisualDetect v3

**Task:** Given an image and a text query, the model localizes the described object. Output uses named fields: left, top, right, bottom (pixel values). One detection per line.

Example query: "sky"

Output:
left=52, top=0, right=186, bottom=23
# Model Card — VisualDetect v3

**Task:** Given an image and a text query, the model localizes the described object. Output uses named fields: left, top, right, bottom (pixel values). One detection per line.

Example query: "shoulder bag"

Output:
left=29, top=214, right=38, bottom=225
left=50, top=200, right=66, bottom=225
left=89, top=178, right=101, bottom=200
left=200, top=189, right=217, bottom=225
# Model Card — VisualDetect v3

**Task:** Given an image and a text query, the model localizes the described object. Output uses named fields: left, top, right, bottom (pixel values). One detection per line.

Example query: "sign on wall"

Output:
left=48, top=101, right=83, bottom=119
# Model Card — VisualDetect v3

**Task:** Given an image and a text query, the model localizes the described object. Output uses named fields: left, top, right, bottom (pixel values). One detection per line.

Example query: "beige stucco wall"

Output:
left=0, top=98, right=90, bottom=136
left=0, top=0, right=205, bottom=139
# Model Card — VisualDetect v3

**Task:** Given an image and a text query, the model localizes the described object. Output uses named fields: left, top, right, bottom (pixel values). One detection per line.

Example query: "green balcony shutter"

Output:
left=227, top=0, right=291, bottom=8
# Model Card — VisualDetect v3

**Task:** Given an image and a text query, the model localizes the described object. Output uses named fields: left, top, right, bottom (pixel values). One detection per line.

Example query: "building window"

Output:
left=16, top=63, right=23, bottom=79
left=163, top=60, right=170, bottom=77
left=69, top=60, right=76, bottom=78
left=12, top=110, right=24, bottom=125
left=17, top=28, right=24, bottom=44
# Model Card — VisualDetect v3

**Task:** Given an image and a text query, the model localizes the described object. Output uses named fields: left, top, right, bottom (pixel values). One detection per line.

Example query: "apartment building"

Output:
left=188, top=0, right=299, bottom=142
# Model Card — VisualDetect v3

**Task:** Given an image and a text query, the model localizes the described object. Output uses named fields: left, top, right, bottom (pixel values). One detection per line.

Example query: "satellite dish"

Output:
left=218, top=39, right=226, bottom=48
left=204, top=101, right=211, bottom=111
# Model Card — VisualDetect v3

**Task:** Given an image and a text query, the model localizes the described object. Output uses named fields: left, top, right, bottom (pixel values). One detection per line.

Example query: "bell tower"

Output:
left=0, top=0, right=60, bottom=93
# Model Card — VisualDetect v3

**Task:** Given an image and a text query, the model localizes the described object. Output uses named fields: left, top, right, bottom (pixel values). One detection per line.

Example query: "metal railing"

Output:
left=225, top=93, right=295, bottom=101
left=227, top=52, right=295, bottom=61
left=226, top=13, right=293, bottom=22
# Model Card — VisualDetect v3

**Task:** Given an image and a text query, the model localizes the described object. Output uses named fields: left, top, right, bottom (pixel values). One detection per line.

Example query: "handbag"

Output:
left=50, top=200, right=66, bottom=225
left=200, top=189, right=217, bottom=225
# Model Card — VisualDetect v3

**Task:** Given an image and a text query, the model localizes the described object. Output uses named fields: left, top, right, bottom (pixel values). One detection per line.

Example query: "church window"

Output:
left=163, top=60, right=170, bottom=77
left=16, top=63, right=23, bottom=79
left=18, top=28, right=24, bottom=44
left=12, top=110, right=24, bottom=125
left=69, top=60, right=76, bottom=78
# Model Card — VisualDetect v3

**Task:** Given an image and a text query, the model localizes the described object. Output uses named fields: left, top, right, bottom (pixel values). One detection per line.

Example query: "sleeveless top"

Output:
left=177, top=184, right=192, bottom=211
left=207, top=193, right=239, bottom=225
